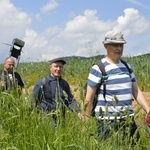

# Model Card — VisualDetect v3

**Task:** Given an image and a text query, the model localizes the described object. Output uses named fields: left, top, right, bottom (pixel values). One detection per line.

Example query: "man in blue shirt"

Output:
left=33, top=58, right=81, bottom=125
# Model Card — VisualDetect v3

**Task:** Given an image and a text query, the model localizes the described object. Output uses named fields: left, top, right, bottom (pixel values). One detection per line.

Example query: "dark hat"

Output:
left=50, top=58, right=66, bottom=65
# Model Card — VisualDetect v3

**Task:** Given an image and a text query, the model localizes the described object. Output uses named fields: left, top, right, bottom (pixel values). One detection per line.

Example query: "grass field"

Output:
left=0, top=55, right=150, bottom=149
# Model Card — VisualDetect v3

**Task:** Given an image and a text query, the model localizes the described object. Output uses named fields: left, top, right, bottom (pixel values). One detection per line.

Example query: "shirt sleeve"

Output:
left=33, top=78, right=43, bottom=101
left=14, top=72, right=24, bottom=87
left=87, top=65, right=102, bottom=88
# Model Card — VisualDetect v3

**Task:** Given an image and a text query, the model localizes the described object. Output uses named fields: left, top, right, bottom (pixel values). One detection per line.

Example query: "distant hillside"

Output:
left=63, top=55, right=105, bottom=60
left=135, top=53, right=150, bottom=57
left=49, top=53, right=150, bottom=62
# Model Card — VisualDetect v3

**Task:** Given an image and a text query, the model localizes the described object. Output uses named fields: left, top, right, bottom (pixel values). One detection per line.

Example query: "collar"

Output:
left=47, top=74, right=62, bottom=81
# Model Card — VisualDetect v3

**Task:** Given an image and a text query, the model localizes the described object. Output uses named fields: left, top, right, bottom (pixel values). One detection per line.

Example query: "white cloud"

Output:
left=75, top=42, right=102, bottom=57
left=65, top=10, right=111, bottom=34
left=113, top=8, right=150, bottom=35
left=0, top=1, right=150, bottom=63
left=64, top=10, right=113, bottom=45
left=0, top=0, right=31, bottom=42
left=35, top=13, right=41, bottom=21
left=24, top=29, right=48, bottom=49
left=0, top=0, right=31, bottom=62
left=125, top=0, right=150, bottom=10
left=41, top=0, right=58, bottom=14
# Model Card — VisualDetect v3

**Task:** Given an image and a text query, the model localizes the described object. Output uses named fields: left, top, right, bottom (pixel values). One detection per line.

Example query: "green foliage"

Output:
left=0, top=55, right=150, bottom=149
left=0, top=94, right=150, bottom=149
left=123, top=55, right=150, bottom=91
left=18, top=61, right=50, bottom=88
left=1, top=55, right=150, bottom=91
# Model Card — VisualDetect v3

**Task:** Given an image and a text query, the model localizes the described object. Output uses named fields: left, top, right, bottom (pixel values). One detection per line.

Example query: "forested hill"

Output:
left=49, top=53, right=150, bottom=62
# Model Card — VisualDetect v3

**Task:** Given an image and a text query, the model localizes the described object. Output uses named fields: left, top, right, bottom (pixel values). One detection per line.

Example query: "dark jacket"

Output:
left=0, top=70, right=24, bottom=91
left=33, top=74, right=80, bottom=113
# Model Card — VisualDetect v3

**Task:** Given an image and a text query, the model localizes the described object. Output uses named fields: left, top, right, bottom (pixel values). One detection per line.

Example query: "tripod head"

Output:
left=10, top=38, right=25, bottom=68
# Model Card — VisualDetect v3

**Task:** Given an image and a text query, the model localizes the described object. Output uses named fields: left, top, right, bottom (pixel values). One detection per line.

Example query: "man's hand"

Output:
left=77, top=113, right=90, bottom=122
left=78, top=113, right=85, bottom=120
left=146, top=111, right=150, bottom=127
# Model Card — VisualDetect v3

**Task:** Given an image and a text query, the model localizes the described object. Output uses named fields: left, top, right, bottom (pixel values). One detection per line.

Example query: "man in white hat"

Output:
left=83, top=31, right=150, bottom=143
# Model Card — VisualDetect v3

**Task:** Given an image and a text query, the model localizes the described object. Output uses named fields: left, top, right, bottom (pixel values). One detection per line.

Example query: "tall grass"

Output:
left=0, top=55, right=150, bottom=149
left=17, top=55, right=150, bottom=91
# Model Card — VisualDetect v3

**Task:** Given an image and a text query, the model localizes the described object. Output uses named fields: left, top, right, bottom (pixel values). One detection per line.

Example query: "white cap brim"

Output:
left=102, top=39, right=126, bottom=44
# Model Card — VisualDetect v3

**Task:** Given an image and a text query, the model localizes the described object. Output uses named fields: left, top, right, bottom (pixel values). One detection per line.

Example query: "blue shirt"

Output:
left=33, top=74, right=80, bottom=113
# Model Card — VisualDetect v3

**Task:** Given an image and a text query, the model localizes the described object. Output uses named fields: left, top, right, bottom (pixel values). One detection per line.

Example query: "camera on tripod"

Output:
left=10, top=38, right=25, bottom=59
left=1, top=38, right=25, bottom=68
left=10, top=38, right=25, bottom=68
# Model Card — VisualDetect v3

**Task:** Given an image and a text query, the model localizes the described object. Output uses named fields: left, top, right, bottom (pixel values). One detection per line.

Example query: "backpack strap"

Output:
left=120, top=59, right=132, bottom=75
left=41, top=77, right=47, bottom=101
left=42, top=77, right=46, bottom=88
left=89, top=60, right=108, bottom=116
left=95, top=60, right=108, bottom=99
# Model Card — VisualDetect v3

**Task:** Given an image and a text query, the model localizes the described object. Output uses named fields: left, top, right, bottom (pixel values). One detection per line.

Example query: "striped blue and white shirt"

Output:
left=87, top=58, right=136, bottom=120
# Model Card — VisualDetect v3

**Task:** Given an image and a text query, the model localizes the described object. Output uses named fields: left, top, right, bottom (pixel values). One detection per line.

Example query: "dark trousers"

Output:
left=40, top=101, right=66, bottom=127
left=97, top=117, right=140, bottom=144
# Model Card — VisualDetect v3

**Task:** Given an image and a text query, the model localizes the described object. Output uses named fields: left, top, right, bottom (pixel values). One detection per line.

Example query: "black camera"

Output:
left=10, top=38, right=25, bottom=59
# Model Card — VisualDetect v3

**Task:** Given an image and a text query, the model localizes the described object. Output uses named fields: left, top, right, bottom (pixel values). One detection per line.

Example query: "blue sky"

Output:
left=0, top=0, right=150, bottom=63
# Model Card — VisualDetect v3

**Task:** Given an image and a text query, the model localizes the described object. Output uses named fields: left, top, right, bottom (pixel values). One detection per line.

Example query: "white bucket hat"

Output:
left=102, top=31, right=126, bottom=44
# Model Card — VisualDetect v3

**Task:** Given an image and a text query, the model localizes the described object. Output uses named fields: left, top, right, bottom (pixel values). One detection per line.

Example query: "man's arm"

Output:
left=33, top=79, right=43, bottom=105
left=83, top=84, right=97, bottom=118
left=14, top=72, right=26, bottom=93
left=132, top=82, right=150, bottom=113
left=22, top=87, right=26, bottom=94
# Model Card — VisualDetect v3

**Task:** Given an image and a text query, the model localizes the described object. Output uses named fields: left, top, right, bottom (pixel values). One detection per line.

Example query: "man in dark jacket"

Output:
left=33, top=58, right=81, bottom=125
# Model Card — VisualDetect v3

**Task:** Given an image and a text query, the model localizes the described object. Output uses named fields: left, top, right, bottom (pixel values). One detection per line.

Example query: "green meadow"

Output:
left=0, top=55, right=150, bottom=150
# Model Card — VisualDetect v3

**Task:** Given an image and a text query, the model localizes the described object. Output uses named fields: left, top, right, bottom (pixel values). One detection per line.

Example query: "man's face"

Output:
left=4, top=58, right=15, bottom=73
left=50, top=62, right=64, bottom=78
left=105, top=43, right=124, bottom=59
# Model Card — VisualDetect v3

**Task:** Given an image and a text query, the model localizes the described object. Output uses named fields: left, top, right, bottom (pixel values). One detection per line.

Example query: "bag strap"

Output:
left=90, top=60, right=108, bottom=116
left=41, top=77, right=53, bottom=102
left=41, top=77, right=47, bottom=101
left=95, top=61, right=106, bottom=76
left=120, top=59, right=132, bottom=75
left=95, top=60, right=108, bottom=99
